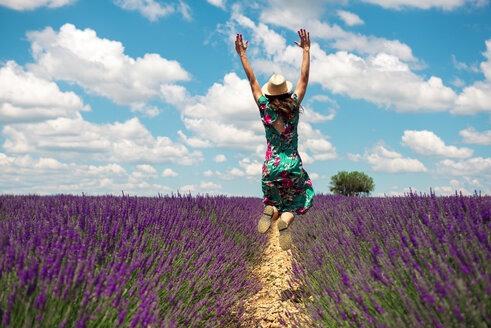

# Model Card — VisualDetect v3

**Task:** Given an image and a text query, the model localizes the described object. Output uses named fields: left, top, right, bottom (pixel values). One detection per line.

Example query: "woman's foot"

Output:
left=257, top=205, right=274, bottom=233
left=278, top=212, right=294, bottom=250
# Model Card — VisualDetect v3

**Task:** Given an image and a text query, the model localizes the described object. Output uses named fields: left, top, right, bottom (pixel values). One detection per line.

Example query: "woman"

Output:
left=235, top=29, right=314, bottom=250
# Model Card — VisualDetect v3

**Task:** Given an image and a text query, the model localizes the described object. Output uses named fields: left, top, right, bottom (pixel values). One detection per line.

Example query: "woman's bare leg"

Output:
left=279, top=211, right=294, bottom=227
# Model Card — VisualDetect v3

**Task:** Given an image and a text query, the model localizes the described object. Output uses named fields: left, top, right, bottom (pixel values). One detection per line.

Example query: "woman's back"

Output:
left=258, top=93, right=300, bottom=155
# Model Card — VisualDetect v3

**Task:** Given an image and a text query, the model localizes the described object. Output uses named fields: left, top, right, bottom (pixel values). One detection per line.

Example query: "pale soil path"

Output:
left=241, top=219, right=312, bottom=328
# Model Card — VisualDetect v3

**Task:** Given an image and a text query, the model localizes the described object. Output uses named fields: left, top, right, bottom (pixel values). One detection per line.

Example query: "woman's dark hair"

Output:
left=266, top=93, right=302, bottom=122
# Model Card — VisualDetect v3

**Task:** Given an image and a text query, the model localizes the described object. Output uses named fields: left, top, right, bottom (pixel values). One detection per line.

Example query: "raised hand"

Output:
left=235, top=33, right=248, bottom=56
left=294, top=29, right=310, bottom=51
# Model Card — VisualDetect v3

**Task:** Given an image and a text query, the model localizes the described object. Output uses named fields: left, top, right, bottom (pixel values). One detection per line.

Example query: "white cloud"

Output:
left=355, top=143, right=427, bottom=173
left=302, top=107, right=336, bottom=122
left=26, top=24, right=190, bottom=111
left=433, top=179, right=472, bottom=195
left=452, top=54, right=480, bottom=73
left=228, top=167, right=244, bottom=177
left=337, top=10, right=364, bottom=26
left=301, top=137, right=337, bottom=161
left=214, top=154, right=227, bottom=162
left=2, top=114, right=203, bottom=165
left=177, top=130, right=212, bottom=148
left=136, top=164, right=157, bottom=174
left=178, top=181, right=224, bottom=194
left=230, top=10, right=454, bottom=112
left=162, top=168, right=178, bottom=177
left=207, top=0, right=225, bottom=9
left=459, top=127, right=491, bottom=145
left=251, top=2, right=416, bottom=61
left=330, top=35, right=415, bottom=62
left=179, top=72, right=264, bottom=150
left=129, top=164, right=158, bottom=182
left=311, top=51, right=456, bottom=112
left=454, top=39, right=491, bottom=114
left=239, top=158, right=262, bottom=176
left=436, top=157, right=491, bottom=176
left=361, top=0, right=488, bottom=10
left=178, top=1, right=191, bottom=21
left=0, top=152, right=175, bottom=195
left=451, top=77, right=466, bottom=88
left=201, top=167, right=244, bottom=180
left=113, top=0, right=176, bottom=21
left=454, top=83, right=491, bottom=114
left=200, top=181, right=222, bottom=189
left=179, top=184, right=196, bottom=192
left=0, top=0, right=75, bottom=10
left=0, top=61, right=89, bottom=124
left=401, top=130, right=473, bottom=158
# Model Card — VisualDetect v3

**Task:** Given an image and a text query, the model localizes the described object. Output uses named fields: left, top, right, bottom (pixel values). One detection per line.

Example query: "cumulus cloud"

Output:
left=433, top=179, right=472, bottom=195
left=0, top=0, right=75, bottom=10
left=239, top=158, right=262, bottom=176
left=453, top=39, right=491, bottom=114
left=113, top=0, right=191, bottom=21
left=177, top=130, right=212, bottom=148
left=214, top=154, right=227, bottom=162
left=299, top=128, right=337, bottom=161
left=179, top=72, right=263, bottom=150
left=350, top=143, right=427, bottom=173
left=311, top=51, right=456, bottom=112
left=401, top=130, right=473, bottom=158
left=459, top=127, right=491, bottom=145
left=252, top=2, right=416, bottom=61
left=2, top=114, right=203, bottom=165
left=0, top=152, right=175, bottom=195
left=436, top=157, right=491, bottom=177
left=129, top=164, right=158, bottom=182
left=229, top=9, right=455, bottom=112
left=162, top=168, right=178, bottom=177
left=26, top=24, right=190, bottom=113
left=200, top=181, right=222, bottom=189
left=337, top=10, right=364, bottom=26
left=178, top=181, right=223, bottom=194
left=207, top=0, right=225, bottom=9
left=201, top=167, right=244, bottom=180
left=360, top=0, right=488, bottom=10
left=0, top=61, right=89, bottom=124
left=452, top=54, right=480, bottom=73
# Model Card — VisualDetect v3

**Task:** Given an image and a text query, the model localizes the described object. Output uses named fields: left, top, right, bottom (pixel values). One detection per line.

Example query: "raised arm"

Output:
left=235, top=34, right=262, bottom=103
left=293, top=29, right=310, bottom=105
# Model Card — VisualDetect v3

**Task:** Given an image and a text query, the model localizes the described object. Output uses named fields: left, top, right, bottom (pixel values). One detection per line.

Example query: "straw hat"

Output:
left=262, top=73, right=293, bottom=96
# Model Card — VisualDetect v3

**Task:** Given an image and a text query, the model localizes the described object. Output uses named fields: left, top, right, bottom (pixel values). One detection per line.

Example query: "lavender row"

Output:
left=0, top=194, right=267, bottom=327
left=290, top=192, right=490, bottom=327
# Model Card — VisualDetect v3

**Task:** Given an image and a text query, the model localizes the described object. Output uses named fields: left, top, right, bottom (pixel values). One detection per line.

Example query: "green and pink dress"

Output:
left=257, top=93, right=314, bottom=215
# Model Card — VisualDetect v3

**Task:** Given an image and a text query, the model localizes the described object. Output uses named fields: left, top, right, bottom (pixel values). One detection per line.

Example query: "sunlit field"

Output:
left=0, top=193, right=489, bottom=327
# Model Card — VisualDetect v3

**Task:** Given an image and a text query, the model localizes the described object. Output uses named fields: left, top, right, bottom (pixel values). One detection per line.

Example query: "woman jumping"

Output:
left=235, top=29, right=314, bottom=250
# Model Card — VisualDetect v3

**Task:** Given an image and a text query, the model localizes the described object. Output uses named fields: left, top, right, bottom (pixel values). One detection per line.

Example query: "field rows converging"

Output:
left=0, top=193, right=490, bottom=327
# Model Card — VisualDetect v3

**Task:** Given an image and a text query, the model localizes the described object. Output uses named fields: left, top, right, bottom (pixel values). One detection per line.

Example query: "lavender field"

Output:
left=0, top=194, right=267, bottom=327
left=0, top=192, right=490, bottom=327
left=291, top=193, right=490, bottom=327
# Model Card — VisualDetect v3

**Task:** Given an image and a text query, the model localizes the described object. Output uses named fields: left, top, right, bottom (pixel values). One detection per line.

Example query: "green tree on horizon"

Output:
left=329, top=171, right=375, bottom=197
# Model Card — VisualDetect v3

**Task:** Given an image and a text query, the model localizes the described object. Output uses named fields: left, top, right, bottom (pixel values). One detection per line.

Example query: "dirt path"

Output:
left=241, top=219, right=311, bottom=327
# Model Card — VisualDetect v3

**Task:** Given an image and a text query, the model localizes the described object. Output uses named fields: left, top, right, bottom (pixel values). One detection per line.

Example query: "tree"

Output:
left=329, top=171, right=375, bottom=196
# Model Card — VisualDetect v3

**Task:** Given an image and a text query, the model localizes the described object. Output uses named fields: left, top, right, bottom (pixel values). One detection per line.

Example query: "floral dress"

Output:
left=258, top=93, right=314, bottom=215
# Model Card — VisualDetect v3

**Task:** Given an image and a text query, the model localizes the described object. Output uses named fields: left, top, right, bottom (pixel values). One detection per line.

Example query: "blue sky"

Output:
left=0, top=0, right=490, bottom=197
